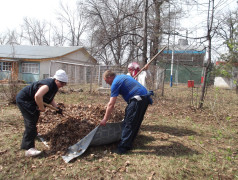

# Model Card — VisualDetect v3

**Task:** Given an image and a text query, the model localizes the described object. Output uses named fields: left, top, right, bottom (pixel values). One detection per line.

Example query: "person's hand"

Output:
left=56, top=107, right=63, bottom=115
left=38, top=106, right=45, bottom=112
left=100, top=119, right=107, bottom=126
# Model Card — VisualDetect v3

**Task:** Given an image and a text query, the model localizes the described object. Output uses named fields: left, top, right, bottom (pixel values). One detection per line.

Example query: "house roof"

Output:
left=0, top=45, right=92, bottom=60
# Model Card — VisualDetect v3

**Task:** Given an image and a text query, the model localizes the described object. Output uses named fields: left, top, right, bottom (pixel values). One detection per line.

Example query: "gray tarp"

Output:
left=62, top=121, right=122, bottom=163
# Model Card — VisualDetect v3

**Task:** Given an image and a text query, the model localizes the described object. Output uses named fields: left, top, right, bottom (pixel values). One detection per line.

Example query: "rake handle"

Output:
left=133, top=46, right=166, bottom=79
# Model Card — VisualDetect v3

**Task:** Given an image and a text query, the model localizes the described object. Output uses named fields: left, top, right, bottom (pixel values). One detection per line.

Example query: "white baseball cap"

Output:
left=53, top=69, right=68, bottom=83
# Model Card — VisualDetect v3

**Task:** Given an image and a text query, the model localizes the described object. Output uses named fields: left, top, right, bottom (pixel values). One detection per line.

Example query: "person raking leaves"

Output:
left=16, top=69, right=68, bottom=157
left=127, top=62, right=150, bottom=88
left=100, top=70, right=153, bottom=154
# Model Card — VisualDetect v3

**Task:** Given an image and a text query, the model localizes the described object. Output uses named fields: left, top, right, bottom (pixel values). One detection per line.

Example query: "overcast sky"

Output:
left=0, top=0, right=76, bottom=32
left=0, top=0, right=237, bottom=38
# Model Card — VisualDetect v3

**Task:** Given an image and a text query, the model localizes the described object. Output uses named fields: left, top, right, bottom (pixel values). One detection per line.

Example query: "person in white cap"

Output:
left=16, top=69, right=68, bottom=157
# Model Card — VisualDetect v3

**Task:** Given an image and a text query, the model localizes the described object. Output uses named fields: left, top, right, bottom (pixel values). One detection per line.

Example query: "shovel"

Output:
left=43, top=102, right=59, bottom=111
left=43, top=102, right=71, bottom=117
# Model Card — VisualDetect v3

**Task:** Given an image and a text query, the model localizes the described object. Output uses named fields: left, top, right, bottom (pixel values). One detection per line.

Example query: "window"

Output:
left=43, top=74, right=49, bottom=79
left=22, top=63, right=39, bottom=74
left=2, top=62, right=12, bottom=71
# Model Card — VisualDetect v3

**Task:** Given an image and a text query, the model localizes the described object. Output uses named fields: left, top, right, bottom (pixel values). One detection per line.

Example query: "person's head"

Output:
left=53, top=69, right=68, bottom=88
left=128, top=62, right=140, bottom=77
left=103, top=70, right=116, bottom=85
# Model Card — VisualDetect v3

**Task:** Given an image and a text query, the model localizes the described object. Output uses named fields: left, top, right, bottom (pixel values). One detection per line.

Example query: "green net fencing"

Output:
left=158, top=61, right=204, bottom=85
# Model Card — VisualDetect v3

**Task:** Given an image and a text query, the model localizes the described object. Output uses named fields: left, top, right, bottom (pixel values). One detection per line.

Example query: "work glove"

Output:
left=56, top=107, right=63, bottom=115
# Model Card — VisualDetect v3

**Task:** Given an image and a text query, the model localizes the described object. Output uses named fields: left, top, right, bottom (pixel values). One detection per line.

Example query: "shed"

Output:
left=158, top=39, right=206, bottom=84
left=161, top=39, right=206, bottom=67
left=214, top=61, right=238, bottom=89
left=0, top=45, right=97, bottom=83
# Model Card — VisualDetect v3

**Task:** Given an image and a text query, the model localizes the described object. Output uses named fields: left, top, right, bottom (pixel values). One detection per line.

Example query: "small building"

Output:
left=214, top=61, right=238, bottom=89
left=0, top=45, right=97, bottom=83
left=214, top=77, right=236, bottom=89
left=159, top=39, right=206, bottom=84
left=161, top=39, right=206, bottom=66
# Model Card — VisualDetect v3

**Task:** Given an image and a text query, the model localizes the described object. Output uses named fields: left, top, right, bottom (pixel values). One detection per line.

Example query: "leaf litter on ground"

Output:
left=37, top=103, right=123, bottom=156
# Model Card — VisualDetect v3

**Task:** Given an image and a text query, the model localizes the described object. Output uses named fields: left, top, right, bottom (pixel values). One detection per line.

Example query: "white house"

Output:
left=0, top=45, right=97, bottom=83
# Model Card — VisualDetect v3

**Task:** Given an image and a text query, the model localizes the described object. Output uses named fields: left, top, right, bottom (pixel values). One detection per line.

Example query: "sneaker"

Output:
left=25, top=148, right=42, bottom=157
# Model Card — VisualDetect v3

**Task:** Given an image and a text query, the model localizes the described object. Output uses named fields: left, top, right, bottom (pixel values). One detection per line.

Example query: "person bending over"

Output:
left=16, top=69, right=68, bottom=157
left=100, top=70, right=153, bottom=154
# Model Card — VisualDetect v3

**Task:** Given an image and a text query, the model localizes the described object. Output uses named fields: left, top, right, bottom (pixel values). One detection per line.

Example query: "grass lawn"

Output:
left=0, top=84, right=238, bottom=179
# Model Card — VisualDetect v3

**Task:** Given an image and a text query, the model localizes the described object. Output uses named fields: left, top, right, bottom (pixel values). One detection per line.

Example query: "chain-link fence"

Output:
left=1, top=60, right=215, bottom=92
left=49, top=61, right=165, bottom=91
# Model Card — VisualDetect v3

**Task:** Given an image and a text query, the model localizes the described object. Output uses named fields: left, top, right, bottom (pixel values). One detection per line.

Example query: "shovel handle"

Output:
left=43, top=102, right=72, bottom=117
left=43, top=102, right=58, bottom=111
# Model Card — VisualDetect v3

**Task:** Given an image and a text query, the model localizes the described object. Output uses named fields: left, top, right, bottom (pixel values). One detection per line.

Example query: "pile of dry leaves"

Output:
left=37, top=103, right=123, bottom=154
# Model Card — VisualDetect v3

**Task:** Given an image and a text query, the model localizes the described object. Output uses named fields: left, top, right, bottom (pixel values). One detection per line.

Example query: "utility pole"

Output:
left=170, top=18, right=176, bottom=87
left=170, top=44, right=174, bottom=87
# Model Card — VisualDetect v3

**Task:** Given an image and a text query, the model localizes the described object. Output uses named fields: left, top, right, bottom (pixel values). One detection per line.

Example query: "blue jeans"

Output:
left=17, top=102, right=40, bottom=150
left=118, top=96, right=149, bottom=153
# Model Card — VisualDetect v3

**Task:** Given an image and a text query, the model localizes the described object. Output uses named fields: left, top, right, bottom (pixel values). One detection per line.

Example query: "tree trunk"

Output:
left=199, top=32, right=212, bottom=108
left=152, top=0, right=163, bottom=66
left=199, top=0, right=214, bottom=108
left=142, top=0, right=148, bottom=65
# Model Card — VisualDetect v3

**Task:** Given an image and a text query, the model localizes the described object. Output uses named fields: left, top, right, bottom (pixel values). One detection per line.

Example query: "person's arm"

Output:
left=50, top=99, right=57, bottom=108
left=100, top=97, right=117, bottom=126
left=34, top=85, right=49, bottom=112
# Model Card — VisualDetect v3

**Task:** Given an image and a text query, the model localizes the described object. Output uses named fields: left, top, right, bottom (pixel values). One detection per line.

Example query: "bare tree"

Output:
left=215, top=8, right=238, bottom=93
left=51, top=23, right=67, bottom=46
left=199, top=0, right=215, bottom=108
left=149, top=0, right=168, bottom=65
left=142, top=0, right=149, bottom=65
left=56, top=1, right=87, bottom=46
left=83, top=0, right=144, bottom=65
left=0, top=32, right=8, bottom=45
left=0, top=29, right=23, bottom=45
left=215, top=8, right=238, bottom=54
left=21, top=17, right=50, bottom=45
left=83, top=0, right=181, bottom=67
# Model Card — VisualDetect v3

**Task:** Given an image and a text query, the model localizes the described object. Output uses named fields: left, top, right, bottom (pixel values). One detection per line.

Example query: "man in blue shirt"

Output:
left=100, top=70, right=153, bottom=154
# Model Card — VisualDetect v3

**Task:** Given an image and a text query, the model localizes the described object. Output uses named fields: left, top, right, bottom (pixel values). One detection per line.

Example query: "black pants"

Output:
left=118, top=96, right=149, bottom=153
left=17, top=103, right=40, bottom=150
